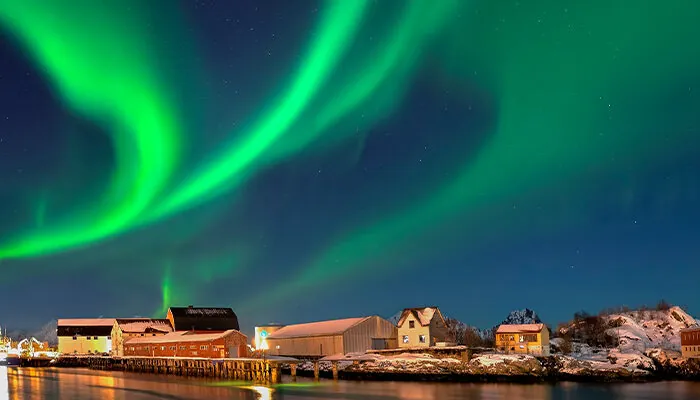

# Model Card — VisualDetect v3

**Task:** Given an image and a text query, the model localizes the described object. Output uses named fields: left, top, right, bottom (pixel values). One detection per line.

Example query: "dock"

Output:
left=55, top=356, right=300, bottom=384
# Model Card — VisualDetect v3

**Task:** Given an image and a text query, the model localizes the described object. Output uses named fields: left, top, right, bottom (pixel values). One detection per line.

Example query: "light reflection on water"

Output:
left=2, top=366, right=700, bottom=399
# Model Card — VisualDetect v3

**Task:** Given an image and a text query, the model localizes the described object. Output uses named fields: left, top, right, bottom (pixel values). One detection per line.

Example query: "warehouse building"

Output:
left=111, top=318, right=173, bottom=356
left=57, top=318, right=115, bottom=355
left=123, top=329, right=248, bottom=358
left=266, top=316, right=397, bottom=358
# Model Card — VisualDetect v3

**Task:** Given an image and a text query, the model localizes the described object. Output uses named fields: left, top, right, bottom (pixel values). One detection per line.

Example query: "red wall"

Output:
left=682, top=331, right=700, bottom=346
left=124, top=333, right=248, bottom=358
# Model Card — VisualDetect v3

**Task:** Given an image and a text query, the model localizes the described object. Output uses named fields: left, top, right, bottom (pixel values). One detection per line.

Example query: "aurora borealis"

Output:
left=1, top=1, right=699, bottom=330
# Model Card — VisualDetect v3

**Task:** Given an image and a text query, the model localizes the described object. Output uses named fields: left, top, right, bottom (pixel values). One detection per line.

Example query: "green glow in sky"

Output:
left=0, top=0, right=180, bottom=257
left=1, top=0, right=698, bottom=314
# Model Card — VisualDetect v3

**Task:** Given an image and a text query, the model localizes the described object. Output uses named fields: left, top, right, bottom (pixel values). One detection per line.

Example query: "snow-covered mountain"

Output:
left=500, top=308, right=543, bottom=325
left=558, top=306, right=696, bottom=352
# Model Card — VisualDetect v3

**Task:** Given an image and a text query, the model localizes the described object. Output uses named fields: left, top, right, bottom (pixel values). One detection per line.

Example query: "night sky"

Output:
left=1, top=0, right=699, bottom=334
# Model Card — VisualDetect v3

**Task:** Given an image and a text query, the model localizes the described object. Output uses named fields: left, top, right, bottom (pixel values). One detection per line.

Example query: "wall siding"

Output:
left=343, top=316, right=398, bottom=353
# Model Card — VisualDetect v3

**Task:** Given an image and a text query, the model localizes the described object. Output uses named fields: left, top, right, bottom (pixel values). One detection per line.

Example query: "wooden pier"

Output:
left=55, top=356, right=300, bottom=384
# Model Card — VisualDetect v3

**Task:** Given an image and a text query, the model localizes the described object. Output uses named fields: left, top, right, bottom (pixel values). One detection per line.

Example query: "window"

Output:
left=521, top=334, right=538, bottom=342
left=192, top=351, right=198, bottom=356
left=153, top=334, right=156, bottom=336
left=180, top=346, right=186, bottom=350
left=140, top=334, right=144, bottom=337
left=200, top=345, right=208, bottom=350
left=190, top=345, right=197, bottom=350
left=419, top=335, right=426, bottom=343
left=144, top=346, right=150, bottom=351
left=409, top=321, right=415, bottom=329
left=86, top=337, right=91, bottom=340
left=73, top=337, right=77, bottom=341
left=402, top=335, right=409, bottom=344
left=169, top=346, right=176, bottom=350
left=94, top=336, right=98, bottom=340
left=160, top=346, right=166, bottom=351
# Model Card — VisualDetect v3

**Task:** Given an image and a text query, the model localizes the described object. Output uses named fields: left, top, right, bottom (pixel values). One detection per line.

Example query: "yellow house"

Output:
left=495, top=323, right=550, bottom=356
left=396, top=307, right=452, bottom=348
left=57, top=318, right=115, bottom=355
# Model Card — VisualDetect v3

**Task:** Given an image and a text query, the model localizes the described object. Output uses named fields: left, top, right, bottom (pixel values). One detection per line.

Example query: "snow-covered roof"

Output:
left=124, top=329, right=245, bottom=345
left=267, top=317, right=370, bottom=339
left=57, top=319, right=116, bottom=327
left=116, top=319, right=172, bottom=334
left=496, top=323, right=546, bottom=334
left=397, top=307, right=440, bottom=327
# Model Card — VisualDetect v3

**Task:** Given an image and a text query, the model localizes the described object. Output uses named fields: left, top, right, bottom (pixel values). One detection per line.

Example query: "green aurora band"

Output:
left=0, top=0, right=180, bottom=257
left=1, top=0, right=699, bottom=309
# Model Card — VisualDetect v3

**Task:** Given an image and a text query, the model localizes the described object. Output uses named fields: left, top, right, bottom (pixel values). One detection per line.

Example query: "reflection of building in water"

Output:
left=478, top=383, right=552, bottom=400
left=0, top=366, right=8, bottom=399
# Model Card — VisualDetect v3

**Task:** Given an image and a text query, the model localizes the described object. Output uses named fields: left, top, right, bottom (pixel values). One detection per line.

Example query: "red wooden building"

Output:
left=681, top=326, right=700, bottom=358
left=123, top=329, right=248, bottom=358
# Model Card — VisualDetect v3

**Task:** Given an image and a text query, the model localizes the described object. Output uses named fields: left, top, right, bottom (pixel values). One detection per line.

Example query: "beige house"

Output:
left=495, top=323, right=550, bottom=356
left=111, top=318, right=173, bottom=356
left=396, top=307, right=452, bottom=348
left=266, top=316, right=397, bottom=358
left=57, top=318, right=115, bottom=355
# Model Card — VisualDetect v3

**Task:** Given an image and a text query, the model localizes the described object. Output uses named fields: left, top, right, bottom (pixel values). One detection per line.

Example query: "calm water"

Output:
left=3, top=367, right=700, bottom=400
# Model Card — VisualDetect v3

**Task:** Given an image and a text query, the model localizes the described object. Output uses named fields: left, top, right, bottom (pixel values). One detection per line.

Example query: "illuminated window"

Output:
left=402, top=335, right=409, bottom=344
left=180, top=346, right=186, bottom=350
left=200, top=345, right=208, bottom=350
left=419, top=335, right=426, bottom=343
left=409, top=321, right=415, bottom=329
left=160, top=346, right=165, bottom=351
left=190, top=345, right=196, bottom=350
left=192, top=351, right=198, bottom=356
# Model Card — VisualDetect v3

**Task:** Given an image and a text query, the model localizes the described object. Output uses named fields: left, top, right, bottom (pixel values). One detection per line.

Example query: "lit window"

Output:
left=190, top=345, right=196, bottom=350
left=419, top=335, right=426, bottom=343
left=409, top=321, right=415, bottom=329
left=161, top=346, right=165, bottom=351
left=402, top=335, right=409, bottom=344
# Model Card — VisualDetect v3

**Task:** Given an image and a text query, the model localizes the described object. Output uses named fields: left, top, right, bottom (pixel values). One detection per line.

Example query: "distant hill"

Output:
left=5, top=320, right=57, bottom=346
left=500, top=308, right=543, bottom=325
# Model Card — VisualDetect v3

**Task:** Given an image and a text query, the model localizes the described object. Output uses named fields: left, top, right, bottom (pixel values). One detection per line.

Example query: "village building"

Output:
left=396, top=307, right=452, bottom=348
left=266, top=316, right=397, bottom=358
left=57, top=318, right=116, bottom=355
left=680, top=326, right=700, bottom=358
left=166, top=306, right=239, bottom=332
left=495, top=323, right=550, bottom=356
left=123, top=329, right=248, bottom=358
left=111, top=318, right=173, bottom=356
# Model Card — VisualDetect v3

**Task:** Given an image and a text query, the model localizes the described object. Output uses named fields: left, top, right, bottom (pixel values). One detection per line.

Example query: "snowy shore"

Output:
left=285, top=350, right=700, bottom=382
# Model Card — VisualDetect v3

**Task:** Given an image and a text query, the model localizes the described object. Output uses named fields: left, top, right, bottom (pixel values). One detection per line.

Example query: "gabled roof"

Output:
left=267, top=317, right=371, bottom=339
left=57, top=319, right=116, bottom=337
left=115, top=318, right=172, bottom=334
left=397, top=307, right=443, bottom=327
left=167, top=306, right=239, bottom=331
left=496, top=323, right=546, bottom=334
left=124, top=329, right=245, bottom=345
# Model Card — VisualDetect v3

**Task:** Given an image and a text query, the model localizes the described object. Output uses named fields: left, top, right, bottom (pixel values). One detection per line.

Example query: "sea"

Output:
left=3, top=366, right=700, bottom=399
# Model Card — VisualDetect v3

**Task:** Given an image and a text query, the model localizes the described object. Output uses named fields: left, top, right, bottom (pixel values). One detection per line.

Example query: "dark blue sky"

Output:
left=0, top=0, right=698, bottom=335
